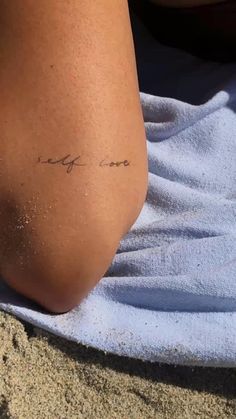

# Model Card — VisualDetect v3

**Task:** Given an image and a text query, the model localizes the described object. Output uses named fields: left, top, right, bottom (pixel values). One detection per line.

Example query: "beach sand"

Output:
left=0, top=311, right=236, bottom=419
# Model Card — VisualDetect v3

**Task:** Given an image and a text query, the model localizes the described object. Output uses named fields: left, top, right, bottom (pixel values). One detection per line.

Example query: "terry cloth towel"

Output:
left=0, top=11, right=236, bottom=367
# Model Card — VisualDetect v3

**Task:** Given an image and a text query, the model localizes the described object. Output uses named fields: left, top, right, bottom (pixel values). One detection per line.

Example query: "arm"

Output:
left=0, top=0, right=148, bottom=313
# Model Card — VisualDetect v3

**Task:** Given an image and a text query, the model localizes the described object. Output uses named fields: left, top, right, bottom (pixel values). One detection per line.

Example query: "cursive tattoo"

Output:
left=99, top=159, right=130, bottom=167
left=38, top=154, right=87, bottom=174
left=37, top=154, right=131, bottom=173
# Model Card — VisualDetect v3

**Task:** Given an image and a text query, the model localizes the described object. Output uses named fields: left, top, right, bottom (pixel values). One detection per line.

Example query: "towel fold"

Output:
left=1, top=11, right=236, bottom=367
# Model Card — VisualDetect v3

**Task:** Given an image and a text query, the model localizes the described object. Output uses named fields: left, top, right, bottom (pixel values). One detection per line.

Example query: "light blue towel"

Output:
left=0, top=12, right=236, bottom=367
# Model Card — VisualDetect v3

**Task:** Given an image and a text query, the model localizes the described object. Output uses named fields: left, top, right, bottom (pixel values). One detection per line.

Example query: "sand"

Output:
left=0, top=311, right=236, bottom=419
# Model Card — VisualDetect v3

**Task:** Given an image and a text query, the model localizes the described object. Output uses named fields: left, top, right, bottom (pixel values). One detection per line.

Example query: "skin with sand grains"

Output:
left=37, top=155, right=131, bottom=174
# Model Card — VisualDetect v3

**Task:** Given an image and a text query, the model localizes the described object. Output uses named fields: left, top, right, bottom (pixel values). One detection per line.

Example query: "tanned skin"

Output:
left=0, top=0, right=148, bottom=313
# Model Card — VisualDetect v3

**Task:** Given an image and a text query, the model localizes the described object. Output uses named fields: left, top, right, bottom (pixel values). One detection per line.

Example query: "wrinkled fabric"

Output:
left=0, top=12, right=236, bottom=366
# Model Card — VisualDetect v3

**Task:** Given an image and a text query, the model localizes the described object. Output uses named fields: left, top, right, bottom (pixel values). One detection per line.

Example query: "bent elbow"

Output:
left=1, top=230, right=119, bottom=315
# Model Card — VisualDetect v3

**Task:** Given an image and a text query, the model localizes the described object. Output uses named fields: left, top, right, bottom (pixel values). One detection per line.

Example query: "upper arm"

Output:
left=0, top=0, right=148, bottom=312
left=0, top=0, right=148, bottom=226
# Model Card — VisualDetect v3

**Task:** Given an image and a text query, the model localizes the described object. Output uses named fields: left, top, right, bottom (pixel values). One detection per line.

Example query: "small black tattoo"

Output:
left=99, top=159, right=130, bottom=167
left=38, top=154, right=87, bottom=173
left=37, top=155, right=131, bottom=173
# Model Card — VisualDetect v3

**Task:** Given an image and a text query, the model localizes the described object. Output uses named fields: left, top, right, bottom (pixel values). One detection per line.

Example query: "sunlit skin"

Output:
left=0, top=0, right=234, bottom=314
left=0, top=0, right=148, bottom=314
